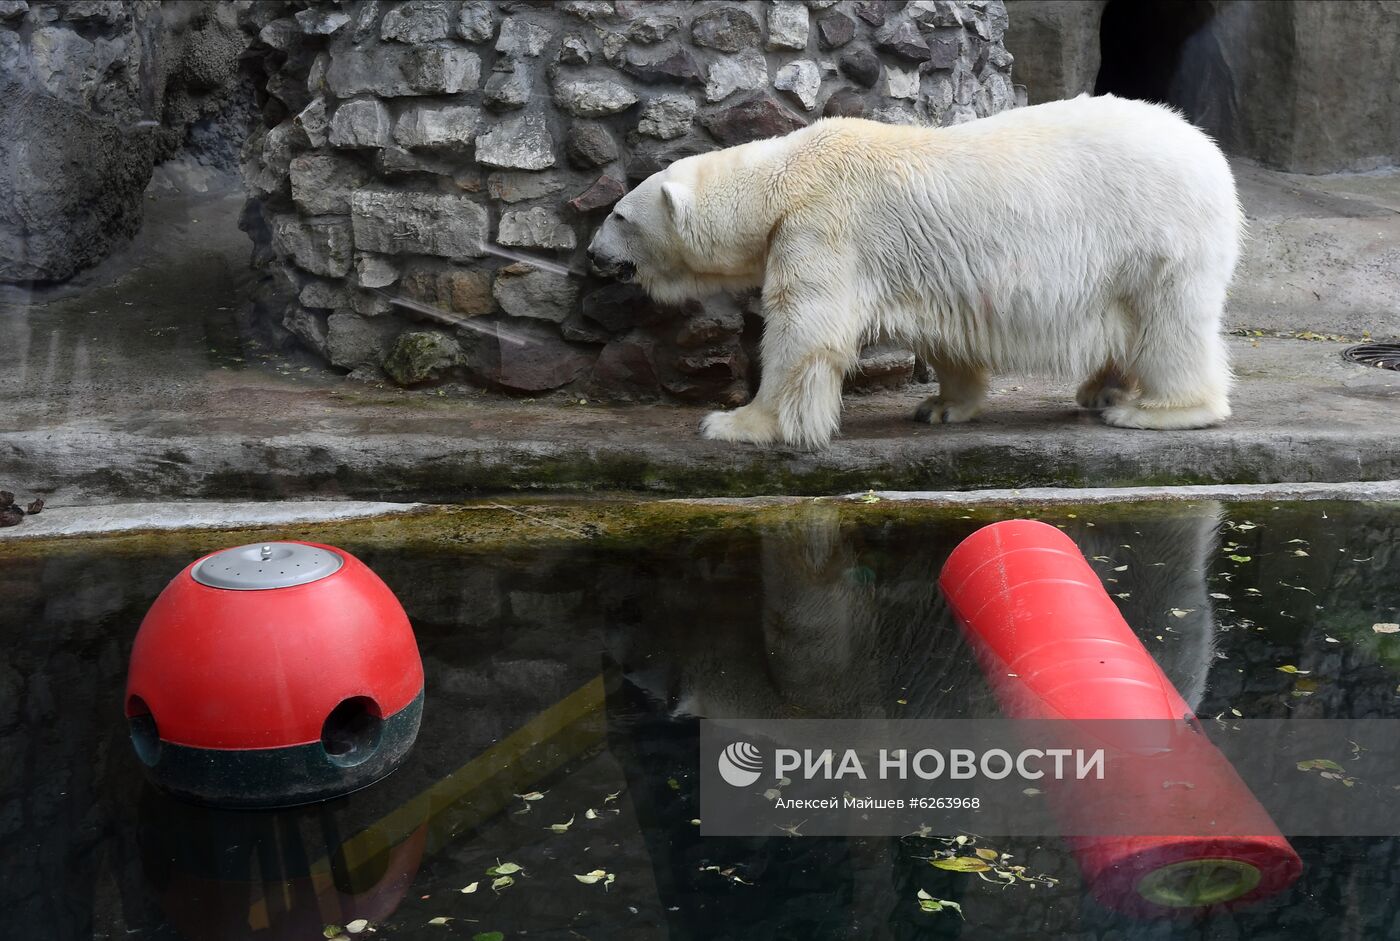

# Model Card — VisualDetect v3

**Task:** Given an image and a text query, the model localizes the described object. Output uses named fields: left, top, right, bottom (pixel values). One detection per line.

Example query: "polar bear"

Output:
left=586, top=94, right=1241, bottom=449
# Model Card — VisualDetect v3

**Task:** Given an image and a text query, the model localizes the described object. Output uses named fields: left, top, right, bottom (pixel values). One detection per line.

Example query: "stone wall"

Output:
left=0, top=1, right=251, bottom=283
left=239, top=0, right=1017, bottom=403
left=1005, top=0, right=1400, bottom=174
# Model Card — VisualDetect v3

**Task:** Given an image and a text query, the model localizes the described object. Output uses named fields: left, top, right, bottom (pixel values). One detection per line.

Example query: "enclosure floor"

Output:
left=1, top=160, right=1397, bottom=504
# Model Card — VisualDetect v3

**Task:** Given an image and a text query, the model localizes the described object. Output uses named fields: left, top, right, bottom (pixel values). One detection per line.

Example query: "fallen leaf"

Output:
left=916, top=889, right=964, bottom=917
left=461, top=882, right=479, bottom=894
left=1373, top=623, right=1400, bottom=634
left=1228, top=555, right=1252, bottom=563
left=547, top=815, right=575, bottom=833
left=932, top=857, right=991, bottom=873
left=515, top=791, right=545, bottom=801
left=974, top=847, right=999, bottom=861
left=486, top=862, right=523, bottom=877
left=428, top=917, right=451, bottom=926
left=345, top=921, right=369, bottom=935
left=1276, top=665, right=1310, bottom=675
left=491, top=875, right=515, bottom=892
left=585, top=808, right=598, bottom=819
left=1297, top=758, right=1344, bottom=773
left=575, top=870, right=608, bottom=884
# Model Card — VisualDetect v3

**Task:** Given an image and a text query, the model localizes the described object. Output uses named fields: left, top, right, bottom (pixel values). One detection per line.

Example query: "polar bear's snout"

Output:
left=586, top=216, right=637, bottom=282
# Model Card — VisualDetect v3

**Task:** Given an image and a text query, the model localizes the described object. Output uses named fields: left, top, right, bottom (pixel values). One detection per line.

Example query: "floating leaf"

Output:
left=1228, top=555, right=1252, bottom=563
left=1113, top=565, right=1128, bottom=572
left=491, top=875, right=515, bottom=892
left=604, top=790, right=622, bottom=803
left=858, top=490, right=881, bottom=504
left=667, top=778, right=681, bottom=791
left=604, top=873, right=617, bottom=890
left=932, top=857, right=991, bottom=873
left=1170, top=608, right=1193, bottom=618
left=1022, top=787, right=1041, bottom=796
left=1231, top=708, right=1242, bottom=717
left=1298, top=758, right=1344, bottom=773
left=690, top=818, right=701, bottom=826
left=585, top=808, right=598, bottom=820
left=461, top=882, right=479, bottom=894
left=345, top=920, right=370, bottom=935
left=916, top=889, right=964, bottom=916
left=1373, top=623, right=1400, bottom=634
left=1276, top=665, right=1310, bottom=674
left=1293, top=549, right=1310, bottom=557
left=575, top=870, right=608, bottom=885
left=486, top=861, right=523, bottom=877
left=764, top=789, right=782, bottom=801
left=974, top=847, right=1000, bottom=861
left=324, top=928, right=344, bottom=939
left=547, top=815, right=575, bottom=833
left=428, top=917, right=452, bottom=926
left=473, top=933, right=505, bottom=941
left=1211, top=593, right=1230, bottom=600
left=515, top=791, right=545, bottom=801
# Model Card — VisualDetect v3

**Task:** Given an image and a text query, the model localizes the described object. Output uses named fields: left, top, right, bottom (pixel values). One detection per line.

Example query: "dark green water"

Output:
left=4, top=500, right=1400, bottom=940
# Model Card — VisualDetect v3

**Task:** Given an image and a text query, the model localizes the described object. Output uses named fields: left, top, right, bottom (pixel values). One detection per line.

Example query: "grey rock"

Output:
left=258, top=17, right=300, bottom=52
left=559, top=34, right=592, bottom=65
left=457, top=1, right=496, bottom=43
left=492, top=263, right=579, bottom=323
left=908, top=0, right=964, bottom=28
left=592, top=334, right=660, bottom=396
left=307, top=51, right=331, bottom=96
left=705, top=51, right=767, bottom=103
left=823, top=87, right=867, bottom=117
left=702, top=93, right=806, bottom=145
left=474, top=319, right=593, bottom=392
left=566, top=122, right=618, bottom=167
left=817, top=10, right=856, bottom=49
left=299, top=278, right=349, bottom=310
left=621, top=44, right=703, bottom=86
left=774, top=60, right=821, bottom=111
left=356, top=253, right=400, bottom=289
left=242, top=120, right=300, bottom=197
left=629, top=13, right=680, bottom=44
left=881, top=63, right=920, bottom=100
left=599, top=29, right=628, bottom=65
left=328, top=98, right=392, bottom=148
left=854, top=1, right=889, bottom=27
left=290, top=153, right=370, bottom=215
left=871, top=104, right=919, bottom=125
left=498, top=207, right=577, bottom=250
left=929, top=33, right=961, bottom=69
left=474, top=110, right=554, bottom=170
left=326, top=310, right=397, bottom=371
left=562, top=0, right=615, bottom=21
left=839, top=49, right=880, bottom=87
left=327, top=44, right=479, bottom=97
left=495, top=16, right=552, bottom=57
left=272, top=215, right=353, bottom=278
left=393, top=103, right=482, bottom=148
left=554, top=79, right=638, bottom=117
left=567, top=173, right=627, bottom=213
left=487, top=171, right=568, bottom=203
left=350, top=0, right=382, bottom=43
left=561, top=312, right=614, bottom=344
left=294, top=97, right=329, bottom=148
left=691, top=6, right=761, bottom=52
left=636, top=94, right=696, bottom=139
left=384, top=330, right=463, bottom=385
left=580, top=283, right=675, bottom=331
left=381, top=0, right=451, bottom=42
left=0, top=2, right=28, bottom=21
left=766, top=3, right=810, bottom=51
left=484, top=62, right=533, bottom=110
left=350, top=190, right=488, bottom=261
left=375, top=145, right=461, bottom=178
left=283, top=304, right=330, bottom=357
left=295, top=8, right=350, bottom=35
left=674, top=295, right=744, bottom=348
left=877, top=20, right=934, bottom=62
left=848, top=344, right=915, bottom=391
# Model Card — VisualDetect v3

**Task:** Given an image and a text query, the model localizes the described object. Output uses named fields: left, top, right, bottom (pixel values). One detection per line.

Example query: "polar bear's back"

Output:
left=784, top=96, right=1241, bottom=376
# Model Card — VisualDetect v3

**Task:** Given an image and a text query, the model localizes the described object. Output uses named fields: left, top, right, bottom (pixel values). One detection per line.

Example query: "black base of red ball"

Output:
left=131, top=690, right=424, bottom=809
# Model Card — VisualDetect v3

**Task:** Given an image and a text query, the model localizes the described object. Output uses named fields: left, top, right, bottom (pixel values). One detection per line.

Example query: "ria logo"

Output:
left=717, top=741, right=763, bottom=787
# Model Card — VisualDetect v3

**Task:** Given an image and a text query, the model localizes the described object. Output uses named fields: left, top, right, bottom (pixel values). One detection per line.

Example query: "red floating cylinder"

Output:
left=940, top=519, right=1301, bottom=916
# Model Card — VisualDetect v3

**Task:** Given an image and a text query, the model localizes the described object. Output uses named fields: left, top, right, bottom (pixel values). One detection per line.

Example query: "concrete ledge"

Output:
left=0, top=500, right=425, bottom=541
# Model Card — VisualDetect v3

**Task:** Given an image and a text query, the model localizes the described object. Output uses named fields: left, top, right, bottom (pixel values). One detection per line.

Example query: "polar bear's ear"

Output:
left=660, top=181, right=693, bottom=237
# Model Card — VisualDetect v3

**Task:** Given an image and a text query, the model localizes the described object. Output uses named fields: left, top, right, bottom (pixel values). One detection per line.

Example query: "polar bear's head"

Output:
left=586, top=149, right=773, bottom=305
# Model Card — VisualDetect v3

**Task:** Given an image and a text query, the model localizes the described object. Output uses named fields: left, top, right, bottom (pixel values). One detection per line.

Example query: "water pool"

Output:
left=4, top=498, right=1399, bottom=939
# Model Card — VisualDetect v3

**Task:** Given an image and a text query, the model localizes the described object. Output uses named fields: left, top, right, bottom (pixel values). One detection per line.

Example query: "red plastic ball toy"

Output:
left=125, top=541, right=424, bottom=808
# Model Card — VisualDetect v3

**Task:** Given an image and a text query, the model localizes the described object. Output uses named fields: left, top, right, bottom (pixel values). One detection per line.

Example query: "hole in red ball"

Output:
left=321, top=696, right=384, bottom=767
left=127, top=695, right=161, bottom=767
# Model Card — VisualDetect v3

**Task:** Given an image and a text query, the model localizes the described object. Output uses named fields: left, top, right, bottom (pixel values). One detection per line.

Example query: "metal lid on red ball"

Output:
left=191, top=542, right=343, bottom=590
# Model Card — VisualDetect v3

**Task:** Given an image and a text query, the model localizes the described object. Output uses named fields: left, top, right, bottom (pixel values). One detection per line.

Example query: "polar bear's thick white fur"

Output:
left=586, top=95, right=1242, bottom=449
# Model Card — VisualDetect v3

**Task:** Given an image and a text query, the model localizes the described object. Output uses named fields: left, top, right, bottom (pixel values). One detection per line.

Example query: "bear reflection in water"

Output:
left=607, top=503, right=1222, bottom=723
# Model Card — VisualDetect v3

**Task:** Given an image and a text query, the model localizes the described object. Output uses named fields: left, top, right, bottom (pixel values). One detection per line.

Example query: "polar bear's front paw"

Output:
left=913, top=395, right=983, bottom=425
left=701, top=405, right=781, bottom=445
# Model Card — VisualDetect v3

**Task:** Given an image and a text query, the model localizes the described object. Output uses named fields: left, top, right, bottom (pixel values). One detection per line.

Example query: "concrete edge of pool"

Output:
left=3, top=479, right=1398, bottom=543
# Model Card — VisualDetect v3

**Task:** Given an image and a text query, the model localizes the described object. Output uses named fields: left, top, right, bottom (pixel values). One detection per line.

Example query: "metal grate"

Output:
left=1342, top=343, right=1400, bottom=371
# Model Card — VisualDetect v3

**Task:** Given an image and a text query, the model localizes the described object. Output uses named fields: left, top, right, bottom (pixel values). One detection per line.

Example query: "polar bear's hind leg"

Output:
left=1103, top=269, right=1232, bottom=430
left=913, top=354, right=989, bottom=424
